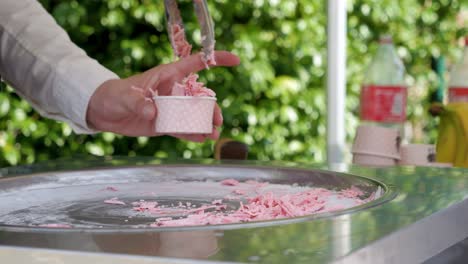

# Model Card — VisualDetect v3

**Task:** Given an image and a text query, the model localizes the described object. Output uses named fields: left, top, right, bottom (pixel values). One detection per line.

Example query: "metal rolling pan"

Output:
left=0, top=157, right=467, bottom=263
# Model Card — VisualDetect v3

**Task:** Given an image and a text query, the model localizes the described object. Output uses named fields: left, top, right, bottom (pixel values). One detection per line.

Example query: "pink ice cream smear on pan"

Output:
left=39, top=180, right=373, bottom=228
left=122, top=179, right=370, bottom=227
left=149, top=186, right=365, bottom=227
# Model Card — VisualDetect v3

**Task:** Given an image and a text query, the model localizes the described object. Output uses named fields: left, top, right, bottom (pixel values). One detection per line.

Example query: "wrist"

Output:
left=86, top=78, right=118, bottom=130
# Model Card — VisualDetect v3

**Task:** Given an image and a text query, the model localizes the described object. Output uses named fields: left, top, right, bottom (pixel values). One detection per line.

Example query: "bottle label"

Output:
left=360, top=85, right=407, bottom=123
left=448, top=87, right=468, bottom=103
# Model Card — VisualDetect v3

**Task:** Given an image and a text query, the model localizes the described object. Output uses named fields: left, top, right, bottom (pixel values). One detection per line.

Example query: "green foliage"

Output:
left=0, top=0, right=466, bottom=166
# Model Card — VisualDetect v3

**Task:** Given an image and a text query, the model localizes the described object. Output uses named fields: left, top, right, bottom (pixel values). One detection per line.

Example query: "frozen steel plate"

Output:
left=0, top=162, right=389, bottom=230
left=0, top=157, right=467, bottom=264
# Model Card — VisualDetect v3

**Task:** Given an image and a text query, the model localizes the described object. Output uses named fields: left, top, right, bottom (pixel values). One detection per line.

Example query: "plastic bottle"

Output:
left=359, top=35, right=407, bottom=139
left=448, top=37, right=468, bottom=103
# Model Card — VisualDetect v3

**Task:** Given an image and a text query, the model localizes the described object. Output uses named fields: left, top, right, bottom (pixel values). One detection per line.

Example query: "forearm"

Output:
left=0, top=0, right=118, bottom=134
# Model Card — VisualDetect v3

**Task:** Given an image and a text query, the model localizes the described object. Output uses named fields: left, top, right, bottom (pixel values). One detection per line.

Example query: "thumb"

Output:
left=125, top=88, right=157, bottom=121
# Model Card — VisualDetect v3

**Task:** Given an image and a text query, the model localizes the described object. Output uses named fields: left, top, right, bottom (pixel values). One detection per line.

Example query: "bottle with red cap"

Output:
left=448, top=37, right=468, bottom=102
left=359, top=35, right=408, bottom=139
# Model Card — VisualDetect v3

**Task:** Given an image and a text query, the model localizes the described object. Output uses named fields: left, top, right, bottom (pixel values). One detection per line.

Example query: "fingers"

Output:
left=213, top=104, right=223, bottom=127
left=173, top=51, right=240, bottom=77
left=124, top=88, right=157, bottom=121
left=208, top=127, right=220, bottom=140
left=142, top=74, right=161, bottom=95
left=209, top=104, right=222, bottom=140
left=143, top=98, right=158, bottom=120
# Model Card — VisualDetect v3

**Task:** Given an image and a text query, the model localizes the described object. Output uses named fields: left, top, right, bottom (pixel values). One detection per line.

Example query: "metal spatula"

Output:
left=164, top=0, right=215, bottom=63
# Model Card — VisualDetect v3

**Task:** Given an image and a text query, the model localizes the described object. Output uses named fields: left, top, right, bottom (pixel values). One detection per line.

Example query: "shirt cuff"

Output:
left=54, top=58, right=119, bottom=134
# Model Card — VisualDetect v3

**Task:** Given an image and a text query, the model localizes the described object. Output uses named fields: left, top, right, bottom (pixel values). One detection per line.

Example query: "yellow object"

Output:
left=436, top=103, right=468, bottom=167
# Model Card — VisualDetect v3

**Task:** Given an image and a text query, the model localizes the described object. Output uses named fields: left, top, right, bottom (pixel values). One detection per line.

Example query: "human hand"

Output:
left=86, top=51, right=240, bottom=142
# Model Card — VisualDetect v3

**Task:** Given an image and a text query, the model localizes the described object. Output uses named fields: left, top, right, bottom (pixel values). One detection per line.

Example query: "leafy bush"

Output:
left=0, top=0, right=466, bottom=166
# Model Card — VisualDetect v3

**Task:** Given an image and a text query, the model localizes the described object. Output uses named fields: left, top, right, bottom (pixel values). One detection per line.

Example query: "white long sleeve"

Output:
left=0, top=0, right=119, bottom=134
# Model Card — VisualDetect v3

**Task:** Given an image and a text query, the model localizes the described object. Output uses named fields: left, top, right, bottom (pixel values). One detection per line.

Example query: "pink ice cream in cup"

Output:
left=153, top=74, right=217, bottom=134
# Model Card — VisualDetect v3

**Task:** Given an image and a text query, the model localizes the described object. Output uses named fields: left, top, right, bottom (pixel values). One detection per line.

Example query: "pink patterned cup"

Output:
left=154, top=96, right=216, bottom=134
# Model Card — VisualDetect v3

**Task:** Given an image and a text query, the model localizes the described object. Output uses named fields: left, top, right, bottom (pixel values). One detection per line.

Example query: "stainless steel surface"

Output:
left=424, top=236, right=468, bottom=264
left=0, top=157, right=467, bottom=263
left=0, top=245, right=232, bottom=264
left=0, top=163, right=386, bottom=230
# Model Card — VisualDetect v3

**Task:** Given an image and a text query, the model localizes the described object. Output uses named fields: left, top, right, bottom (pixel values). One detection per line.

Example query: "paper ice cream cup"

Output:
left=351, top=125, right=401, bottom=159
left=398, top=144, right=436, bottom=166
left=154, top=96, right=216, bottom=134
left=352, top=153, right=397, bottom=167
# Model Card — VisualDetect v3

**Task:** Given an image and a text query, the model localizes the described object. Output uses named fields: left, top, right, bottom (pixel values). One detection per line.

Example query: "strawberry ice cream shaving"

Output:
left=171, top=82, right=185, bottom=96
left=151, top=186, right=366, bottom=227
left=204, top=51, right=216, bottom=67
left=98, top=181, right=371, bottom=228
left=132, top=201, right=159, bottom=211
left=220, top=179, right=239, bottom=186
left=201, top=40, right=216, bottom=68
left=232, top=189, right=246, bottom=195
left=147, top=88, right=158, bottom=97
left=131, top=85, right=157, bottom=99
left=339, top=186, right=364, bottom=199
left=104, top=197, right=126, bottom=205
left=170, top=24, right=192, bottom=58
left=132, top=200, right=224, bottom=216
left=171, top=73, right=216, bottom=97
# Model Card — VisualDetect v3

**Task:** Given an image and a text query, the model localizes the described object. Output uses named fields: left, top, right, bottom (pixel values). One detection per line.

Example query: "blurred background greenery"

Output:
left=0, top=0, right=467, bottom=166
